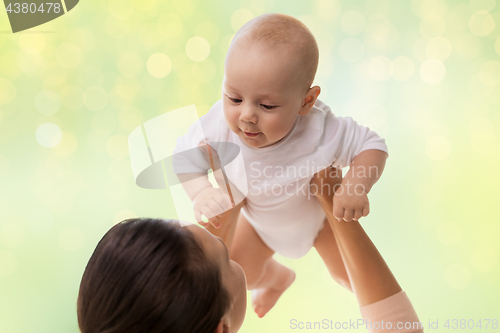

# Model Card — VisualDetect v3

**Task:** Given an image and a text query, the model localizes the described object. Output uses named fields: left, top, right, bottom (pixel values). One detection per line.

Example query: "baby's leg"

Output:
left=230, top=212, right=296, bottom=318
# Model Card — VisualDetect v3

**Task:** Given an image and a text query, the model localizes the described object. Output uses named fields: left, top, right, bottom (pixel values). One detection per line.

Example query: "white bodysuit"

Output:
left=173, top=99, right=388, bottom=259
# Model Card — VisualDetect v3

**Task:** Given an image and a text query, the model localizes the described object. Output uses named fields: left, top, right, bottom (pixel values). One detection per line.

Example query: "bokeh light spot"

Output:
left=113, top=210, right=138, bottom=225
left=469, top=10, right=496, bottom=36
left=0, top=78, right=16, bottom=104
left=339, top=38, right=364, bottom=63
left=36, top=123, right=63, bottom=148
left=454, top=33, right=482, bottom=59
left=83, top=87, right=108, bottom=111
left=118, top=52, right=143, bottom=78
left=468, top=117, right=495, bottom=143
left=420, top=59, right=446, bottom=84
left=444, top=264, right=470, bottom=289
left=478, top=61, right=500, bottom=86
left=17, top=48, right=44, bottom=73
left=425, top=37, right=452, bottom=61
left=340, top=10, right=366, bottom=36
left=435, top=220, right=462, bottom=245
left=55, top=43, right=82, bottom=69
left=158, top=13, right=183, bottom=39
left=420, top=14, right=446, bottom=38
left=185, top=37, right=210, bottom=62
left=0, top=251, right=17, bottom=276
left=53, top=131, right=79, bottom=157
left=61, top=85, right=84, bottom=110
left=108, top=0, right=133, bottom=19
left=368, top=56, right=393, bottom=81
left=147, top=53, right=172, bottom=78
left=392, top=56, right=415, bottom=81
left=470, top=0, right=496, bottom=12
left=470, top=246, right=497, bottom=272
left=58, top=226, right=84, bottom=252
left=106, top=135, right=129, bottom=159
left=231, top=9, right=254, bottom=32
left=495, top=36, right=500, bottom=56
left=35, top=90, right=61, bottom=116
left=425, top=135, right=451, bottom=160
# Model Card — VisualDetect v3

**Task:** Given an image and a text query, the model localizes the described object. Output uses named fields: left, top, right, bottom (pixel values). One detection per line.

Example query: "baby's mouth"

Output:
left=242, top=130, right=260, bottom=138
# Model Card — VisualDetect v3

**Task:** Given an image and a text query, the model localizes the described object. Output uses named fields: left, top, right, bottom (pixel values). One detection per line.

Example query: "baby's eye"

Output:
left=228, top=96, right=242, bottom=103
left=261, top=104, right=276, bottom=110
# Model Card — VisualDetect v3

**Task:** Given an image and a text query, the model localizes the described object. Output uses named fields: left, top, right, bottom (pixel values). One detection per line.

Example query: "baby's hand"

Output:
left=332, top=183, right=369, bottom=222
left=193, top=186, right=234, bottom=228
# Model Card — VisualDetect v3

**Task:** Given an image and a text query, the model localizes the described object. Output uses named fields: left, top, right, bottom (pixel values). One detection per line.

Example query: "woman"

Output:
left=77, top=169, right=423, bottom=333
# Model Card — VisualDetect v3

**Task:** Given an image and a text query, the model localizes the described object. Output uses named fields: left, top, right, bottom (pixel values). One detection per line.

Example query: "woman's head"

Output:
left=77, top=218, right=247, bottom=333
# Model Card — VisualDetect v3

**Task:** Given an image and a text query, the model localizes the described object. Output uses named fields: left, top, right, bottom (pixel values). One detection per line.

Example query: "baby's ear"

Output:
left=299, top=85, right=321, bottom=115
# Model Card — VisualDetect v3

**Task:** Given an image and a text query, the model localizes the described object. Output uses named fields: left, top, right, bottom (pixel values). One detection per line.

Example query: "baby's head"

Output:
left=222, top=13, right=320, bottom=148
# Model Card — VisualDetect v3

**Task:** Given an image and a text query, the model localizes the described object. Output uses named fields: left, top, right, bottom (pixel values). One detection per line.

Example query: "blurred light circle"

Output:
left=478, top=61, right=500, bottom=86
left=118, top=52, right=143, bottom=78
left=468, top=117, right=495, bottom=143
left=470, top=246, right=497, bottom=272
left=420, top=59, right=446, bottom=84
left=468, top=74, right=493, bottom=98
left=55, top=43, right=82, bottom=68
left=92, top=110, right=116, bottom=134
left=392, top=56, right=415, bottom=81
left=425, top=37, right=452, bottom=61
left=35, top=90, right=61, bottom=116
left=419, top=14, right=446, bottom=38
left=435, top=220, right=462, bottom=245
left=79, top=65, right=103, bottom=88
left=495, top=36, right=500, bottom=56
left=339, top=38, right=364, bottom=63
left=113, top=209, right=138, bottom=225
left=314, top=0, right=342, bottom=20
left=106, top=135, right=129, bottom=159
left=449, top=4, right=473, bottom=31
left=469, top=0, right=496, bottom=12
left=58, top=226, right=84, bottom=252
left=185, top=37, right=210, bottom=62
left=17, top=48, right=44, bottom=73
left=469, top=10, right=496, bottom=36
left=454, top=34, right=482, bottom=59
left=230, top=9, right=254, bottom=32
left=0, top=251, right=17, bottom=276
left=158, top=13, right=183, bottom=39
left=53, top=131, right=78, bottom=157
left=61, top=85, right=84, bottom=110
left=191, top=59, right=217, bottom=83
left=340, top=10, right=366, bottom=36
left=425, top=135, right=451, bottom=160
left=147, top=53, right=172, bottom=78
left=36, top=123, right=62, bottom=148
left=118, top=106, right=143, bottom=131
left=444, top=264, right=470, bottom=289
left=18, top=34, right=45, bottom=53
left=368, top=56, right=393, bottom=81
left=83, top=87, right=108, bottom=111
left=0, top=224, right=24, bottom=249
left=0, top=78, right=16, bottom=104
left=195, top=21, right=220, bottom=45
left=108, top=0, right=133, bottom=19
left=70, top=28, right=96, bottom=53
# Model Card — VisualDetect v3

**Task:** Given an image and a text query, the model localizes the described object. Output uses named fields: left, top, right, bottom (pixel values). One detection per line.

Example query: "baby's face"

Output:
left=222, top=41, right=306, bottom=148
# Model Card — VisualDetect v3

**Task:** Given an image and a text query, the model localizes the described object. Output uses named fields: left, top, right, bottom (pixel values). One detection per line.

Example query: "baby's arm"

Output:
left=333, top=149, right=388, bottom=222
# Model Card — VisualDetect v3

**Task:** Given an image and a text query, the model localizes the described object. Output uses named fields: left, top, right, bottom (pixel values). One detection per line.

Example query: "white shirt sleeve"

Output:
left=326, top=113, right=389, bottom=169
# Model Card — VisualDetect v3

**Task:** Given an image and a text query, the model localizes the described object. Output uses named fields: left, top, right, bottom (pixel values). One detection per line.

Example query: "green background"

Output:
left=1, top=0, right=499, bottom=332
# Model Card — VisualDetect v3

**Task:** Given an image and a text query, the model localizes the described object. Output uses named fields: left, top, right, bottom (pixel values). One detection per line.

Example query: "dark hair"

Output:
left=77, top=218, right=231, bottom=333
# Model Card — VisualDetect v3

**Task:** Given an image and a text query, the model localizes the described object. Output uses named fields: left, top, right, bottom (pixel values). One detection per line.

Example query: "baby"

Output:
left=173, top=13, right=389, bottom=318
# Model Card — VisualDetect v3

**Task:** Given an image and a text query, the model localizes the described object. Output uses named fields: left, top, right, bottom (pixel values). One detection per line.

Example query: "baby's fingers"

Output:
left=343, top=209, right=355, bottom=222
left=353, top=210, right=363, bottom=222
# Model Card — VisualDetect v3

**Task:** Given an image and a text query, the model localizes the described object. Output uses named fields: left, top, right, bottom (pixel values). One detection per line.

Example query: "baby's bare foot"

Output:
left=251, top=266, right=296, bottom=318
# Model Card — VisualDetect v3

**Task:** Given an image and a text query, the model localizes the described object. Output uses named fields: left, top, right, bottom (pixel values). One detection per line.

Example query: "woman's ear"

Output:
left=214, top=320, right=230, bottom=333
left=299, top=85, right=321, bottom=116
